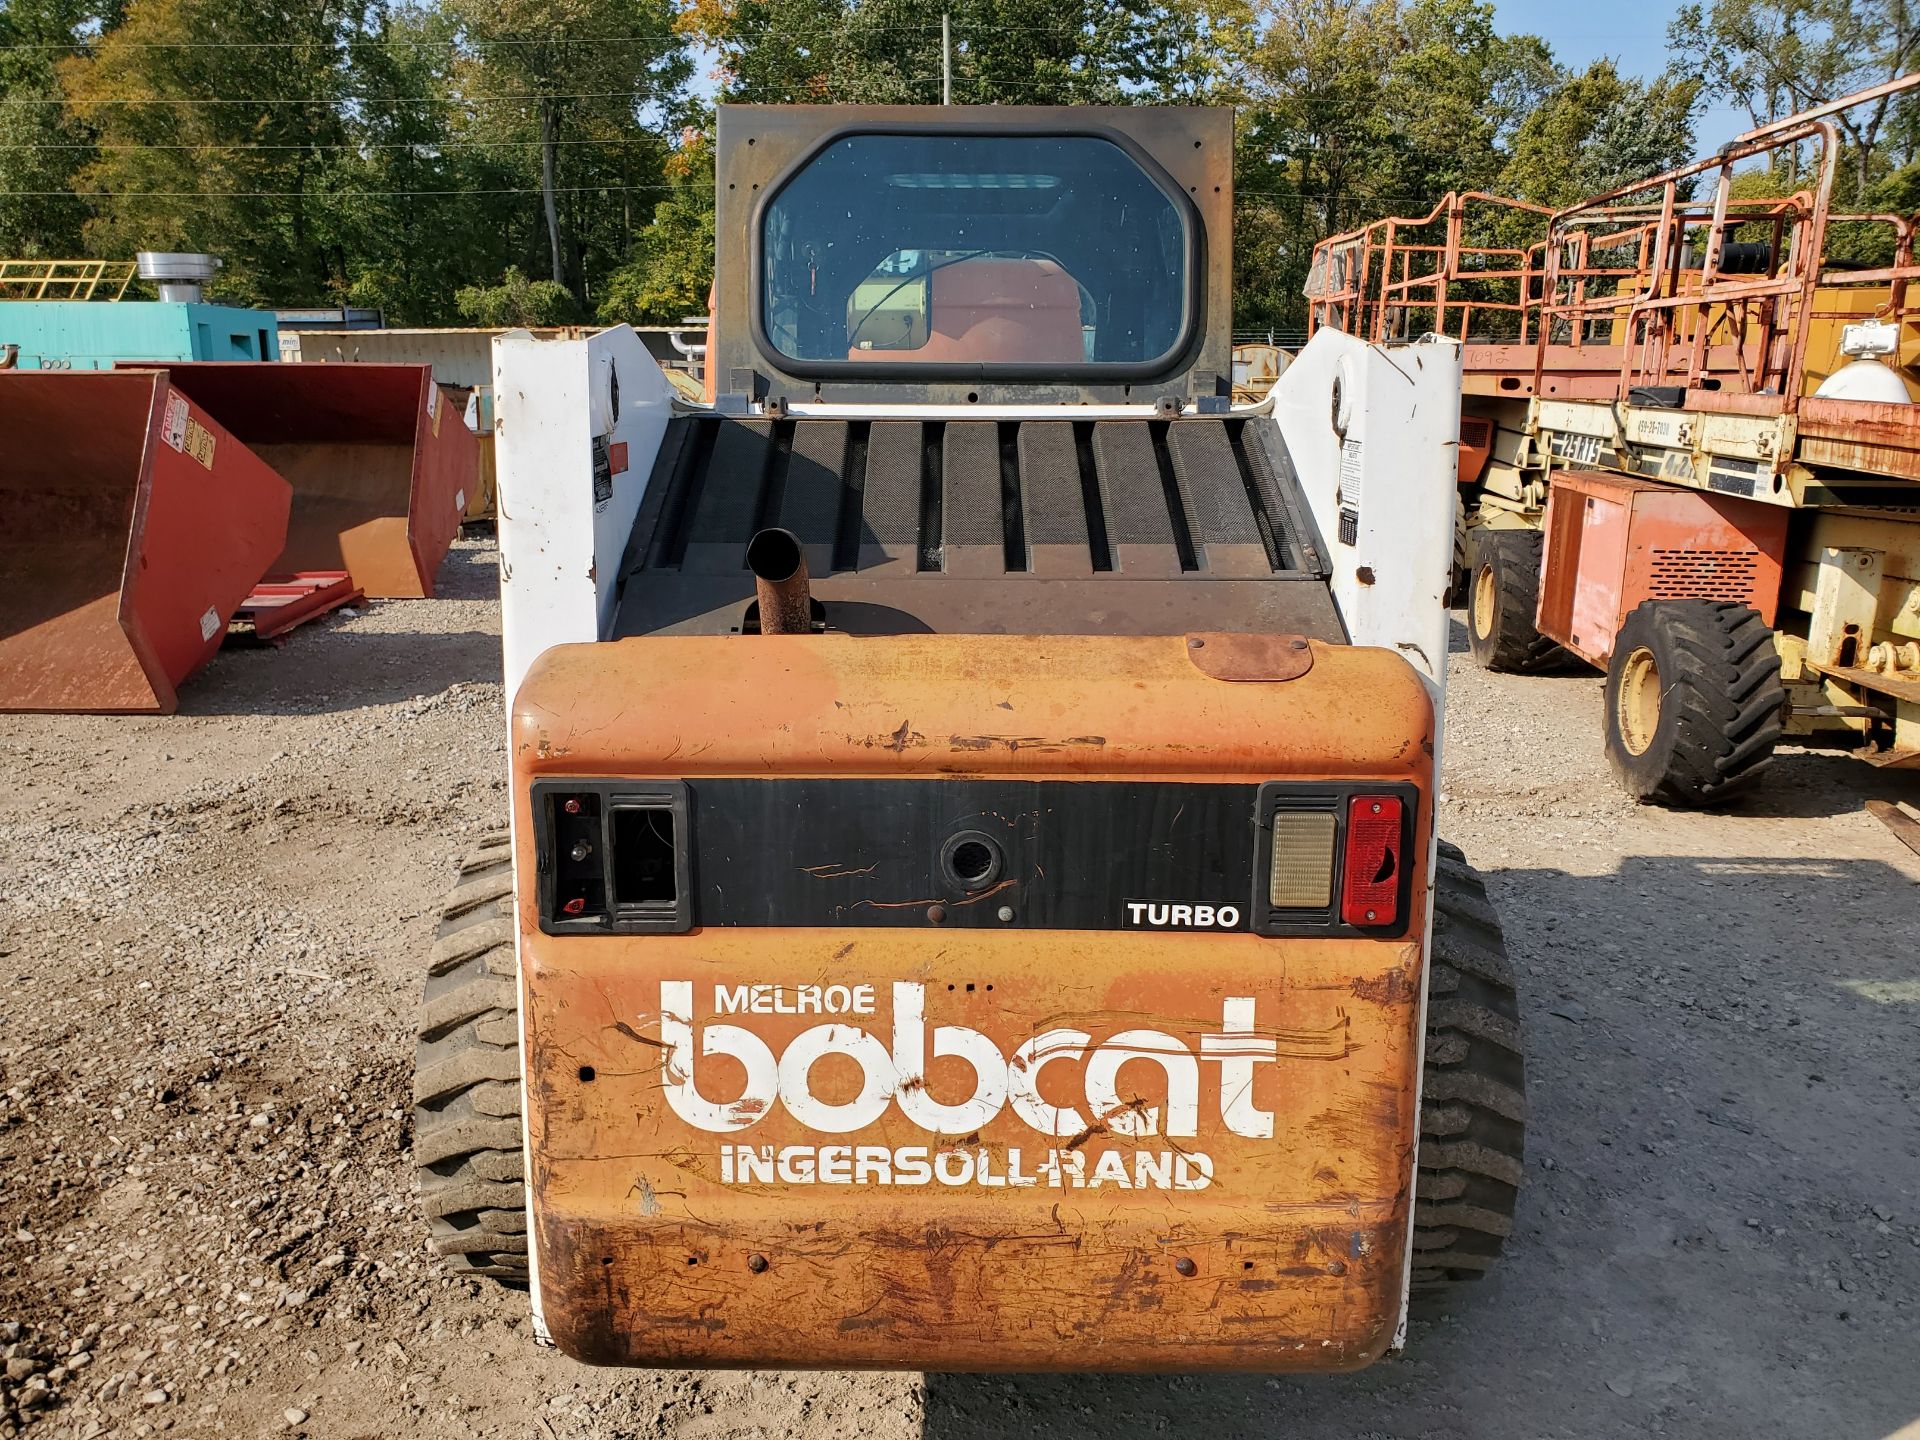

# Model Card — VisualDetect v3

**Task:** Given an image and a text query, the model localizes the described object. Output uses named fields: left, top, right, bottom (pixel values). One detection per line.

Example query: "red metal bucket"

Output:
left=0, top=371, right=292, bottom=713
left=130, top=362, right=476, bottom=598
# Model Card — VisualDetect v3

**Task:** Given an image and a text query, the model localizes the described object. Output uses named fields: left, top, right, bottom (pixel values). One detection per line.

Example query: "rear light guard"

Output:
left=534, top=779, right=693, bottom=935
left=1251, top=781, right=1421, bottom=939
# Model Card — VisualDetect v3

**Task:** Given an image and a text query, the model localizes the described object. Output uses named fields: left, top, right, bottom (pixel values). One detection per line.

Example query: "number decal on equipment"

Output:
left=1551, top=432, right=1602, bottom=466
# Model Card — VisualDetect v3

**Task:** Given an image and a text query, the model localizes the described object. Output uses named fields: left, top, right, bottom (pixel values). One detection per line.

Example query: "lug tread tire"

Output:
left=1413, top=841, right=1526, bottom=1290
left=1447, top=490, right=1470, bottom=606
left=1466, top=528, right=1562, bottom=673
left=413, top=832, right=528, bottom=1286
left=1603, top=601, right=1784, bottom=807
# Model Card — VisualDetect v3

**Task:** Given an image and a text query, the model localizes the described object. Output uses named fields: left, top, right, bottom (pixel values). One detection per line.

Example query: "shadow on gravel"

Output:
left=920, top=848, right=1920, bottom=1440
left=1729, top=748, right=1920, bottom=821
left=179, top=626, right=503, bottom=717
left=175, top=535, right=504, bottom=717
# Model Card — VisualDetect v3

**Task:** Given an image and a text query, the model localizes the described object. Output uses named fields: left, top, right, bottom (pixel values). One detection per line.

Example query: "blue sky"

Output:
left=1495, top=0, right=1750, bottom=147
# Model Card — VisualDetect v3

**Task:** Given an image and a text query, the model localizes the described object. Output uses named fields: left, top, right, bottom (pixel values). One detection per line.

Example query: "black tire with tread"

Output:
left=1465, top=527, right=1559, bottom=673
left=1446, top=490, right=1470, bottom=607
left=1602, top=600, right=1784, bottom=807
left=1413, top=840, right=1526, bottom=1290
left=415, top=831, right=528, bottom=1285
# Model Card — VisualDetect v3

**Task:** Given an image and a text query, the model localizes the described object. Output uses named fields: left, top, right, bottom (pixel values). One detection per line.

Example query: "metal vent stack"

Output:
left=135, top=251, right=222, bottom=303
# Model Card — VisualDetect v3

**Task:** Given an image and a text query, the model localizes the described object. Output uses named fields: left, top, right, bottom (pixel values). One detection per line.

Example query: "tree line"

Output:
left=0, top=0, right=1915, bottom=334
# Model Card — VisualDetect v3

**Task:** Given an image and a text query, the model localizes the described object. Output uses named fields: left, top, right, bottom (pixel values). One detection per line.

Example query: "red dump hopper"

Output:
left=132, top=362, right=476, bottom=598
left=0, top=371, right=292, bottom=713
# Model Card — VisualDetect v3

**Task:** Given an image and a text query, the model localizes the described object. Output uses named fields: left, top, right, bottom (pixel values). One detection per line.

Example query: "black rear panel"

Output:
left=531, top=778, right=1419, bottom=941
left=614, top=415, right=1338, bottom=639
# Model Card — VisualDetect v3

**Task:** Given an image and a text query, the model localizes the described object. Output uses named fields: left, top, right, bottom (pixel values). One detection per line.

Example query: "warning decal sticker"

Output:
left=182, top=418, right=216, bottom=469
left=1337, top=437, right=1362, bottom=545
left=161, top=393, right=189, bottom=453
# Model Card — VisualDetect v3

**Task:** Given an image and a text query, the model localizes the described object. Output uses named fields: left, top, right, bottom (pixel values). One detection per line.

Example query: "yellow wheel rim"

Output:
left=1617, top=646, right=1661, bottom=756
left=1471, top=563, right=1497, bottom=640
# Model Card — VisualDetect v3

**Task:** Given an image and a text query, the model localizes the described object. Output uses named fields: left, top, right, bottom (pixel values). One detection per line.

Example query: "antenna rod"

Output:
left=942, top=14, right=952, bottom=105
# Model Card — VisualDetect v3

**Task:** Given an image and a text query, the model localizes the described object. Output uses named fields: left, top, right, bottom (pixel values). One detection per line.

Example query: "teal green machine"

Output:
left=0, top=302, right=280, bottom=370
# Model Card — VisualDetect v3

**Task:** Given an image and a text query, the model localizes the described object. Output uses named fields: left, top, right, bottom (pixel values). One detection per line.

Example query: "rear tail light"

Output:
left=1340, top=795, right=1403, bottom=927
left=550, top=791, right=606, bottom=920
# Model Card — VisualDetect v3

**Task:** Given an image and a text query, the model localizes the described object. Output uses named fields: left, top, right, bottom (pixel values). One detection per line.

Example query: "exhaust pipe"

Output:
left=746, top=527, right=812, bottom=635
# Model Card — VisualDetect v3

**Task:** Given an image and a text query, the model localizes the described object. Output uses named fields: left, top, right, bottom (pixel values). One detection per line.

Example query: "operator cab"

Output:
left=615, top=106, right=1313, bottom=644
left=710, top=107, right=1233, bottom=406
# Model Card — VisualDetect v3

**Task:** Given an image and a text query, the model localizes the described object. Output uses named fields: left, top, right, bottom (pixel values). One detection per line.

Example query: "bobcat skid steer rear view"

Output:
left=414, top=104, right=1526, bottom=1373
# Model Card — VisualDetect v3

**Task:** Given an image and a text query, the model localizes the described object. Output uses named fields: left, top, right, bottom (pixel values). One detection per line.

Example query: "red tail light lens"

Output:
left=1341, top=795, right=1403, bottom=926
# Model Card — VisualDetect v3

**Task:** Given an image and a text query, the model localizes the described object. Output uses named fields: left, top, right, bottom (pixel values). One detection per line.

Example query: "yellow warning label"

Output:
left=183, top=417, right=217, bottom=469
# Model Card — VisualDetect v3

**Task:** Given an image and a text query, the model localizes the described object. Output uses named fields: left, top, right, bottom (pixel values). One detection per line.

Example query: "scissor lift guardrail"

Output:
left=1307, top=74, right=1920, bottom=779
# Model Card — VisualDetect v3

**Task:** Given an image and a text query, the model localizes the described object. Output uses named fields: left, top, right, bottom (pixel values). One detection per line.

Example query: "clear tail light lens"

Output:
left=1269, top=810, right=1338, bottom=909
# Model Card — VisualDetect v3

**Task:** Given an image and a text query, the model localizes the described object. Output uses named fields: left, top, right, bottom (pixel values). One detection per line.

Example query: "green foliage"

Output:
left=1229, top=0, right=1698, bottom=334
left=326, top=3, right=534, bottom=323
left=1501, top=62, right=1700, bottom=207
left=1667, top=0, right=1920, bottom=191
left=681, top=0, right=1216, bottom=105
left=444, top=0, right=688, bottom=300
left=1378, top=0, right=1559, bottom=198
left=454, top=265, right=579, bottom=325
left=0, top=0, right=99, bottom=256
left=597, top=135, right=716, bottom=324
left=60, top=0, right=354, bottom=303
left=0, top=0, right=1750, bottom=337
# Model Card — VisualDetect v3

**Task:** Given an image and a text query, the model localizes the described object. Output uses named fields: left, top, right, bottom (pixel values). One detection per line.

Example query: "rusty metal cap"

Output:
left=1183, top=633, right=1315, bottom=682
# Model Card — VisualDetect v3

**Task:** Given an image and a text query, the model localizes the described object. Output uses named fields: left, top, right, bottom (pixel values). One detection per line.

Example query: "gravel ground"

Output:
left=2, top=532, right=1917, bottom=1440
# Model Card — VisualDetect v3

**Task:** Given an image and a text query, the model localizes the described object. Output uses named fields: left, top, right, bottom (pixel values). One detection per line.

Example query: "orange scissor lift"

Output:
left=1309, top=75, right=1920, bottom=803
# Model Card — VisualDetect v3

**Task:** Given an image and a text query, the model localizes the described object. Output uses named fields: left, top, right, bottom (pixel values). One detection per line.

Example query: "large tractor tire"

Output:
left=1465, top=527, right=1559, bottom=673
left=414, top=831, right=529, bottom=1285
left=1413, top=840, right=1526, bottom=1290
left=1603, top=600, right=1784, bottom=807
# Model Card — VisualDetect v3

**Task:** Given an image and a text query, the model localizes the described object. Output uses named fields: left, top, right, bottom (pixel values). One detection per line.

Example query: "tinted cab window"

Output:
left=759, top=133, right=1193, bottom=372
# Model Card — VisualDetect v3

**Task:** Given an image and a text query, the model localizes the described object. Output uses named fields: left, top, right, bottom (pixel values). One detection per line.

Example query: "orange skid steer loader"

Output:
left=414, top=105, right=1526, bottom=1371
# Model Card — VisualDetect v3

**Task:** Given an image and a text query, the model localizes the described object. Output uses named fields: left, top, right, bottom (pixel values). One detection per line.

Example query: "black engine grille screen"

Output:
left=614, top=416, right=1341, bottom=640
left=688, top=777, right=1256, bottom=930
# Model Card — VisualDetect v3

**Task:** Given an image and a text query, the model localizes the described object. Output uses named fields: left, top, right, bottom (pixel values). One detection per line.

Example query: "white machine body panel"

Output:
left=494, top=325, right=675, bottom=702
